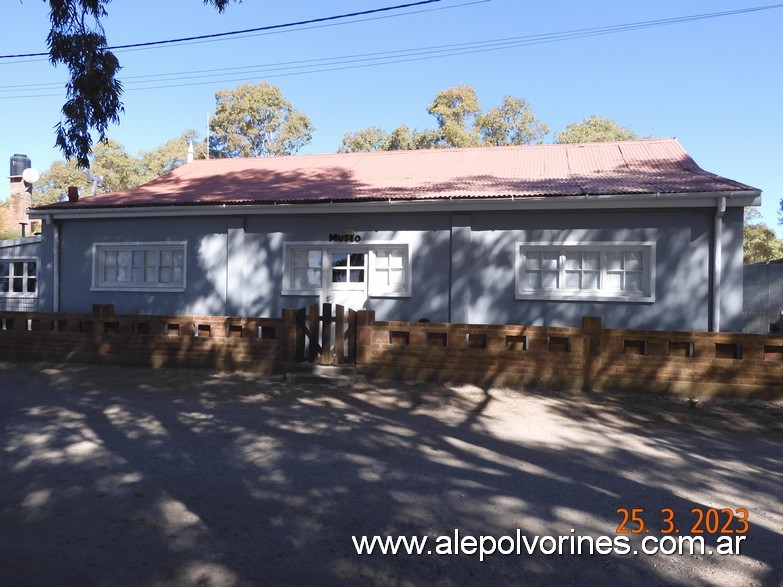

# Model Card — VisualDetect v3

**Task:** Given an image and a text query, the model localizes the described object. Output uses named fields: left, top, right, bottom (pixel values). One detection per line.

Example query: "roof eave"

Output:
left=28, top=189, right=761, bottom=221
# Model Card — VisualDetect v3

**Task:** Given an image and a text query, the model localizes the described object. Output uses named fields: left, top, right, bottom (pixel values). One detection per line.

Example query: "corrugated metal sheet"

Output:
left=33, top=138, right=758, bottom=210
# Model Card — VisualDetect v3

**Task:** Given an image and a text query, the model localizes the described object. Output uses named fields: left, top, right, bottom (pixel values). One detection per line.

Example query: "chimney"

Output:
left=67, top=186, right=80, bottom=203
left=4, top=154, right=34, bottom=235
left=187, top=141, right=194, bottom=163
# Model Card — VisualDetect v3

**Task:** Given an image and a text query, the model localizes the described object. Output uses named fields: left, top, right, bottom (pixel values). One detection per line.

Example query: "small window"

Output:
left=369, top=246, right=411, bottom=297
left=332, top=252, right=366, bottom=284
left=0, top=259, right=37, bottom=297
left=284, top=247, right=324, bottom=295
left=93, top=243, right=186, bottom=291
left=517, top=243, right=655, bottom=302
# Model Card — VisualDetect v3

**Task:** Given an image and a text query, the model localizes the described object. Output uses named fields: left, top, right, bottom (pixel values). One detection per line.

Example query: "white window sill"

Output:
left=282, top=289, right=320, bottom=297
left=91, top=286, right=185, bottom=293
left=516, top=292, right=655, bottom=303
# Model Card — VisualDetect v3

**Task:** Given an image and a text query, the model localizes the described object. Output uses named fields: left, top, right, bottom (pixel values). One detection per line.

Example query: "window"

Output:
left=284, top=246, right=324, bottom=295
left=0, top=260, right=37, bottom=297
left=93, top=243, right=186, bottom=291
left=282, top=243, right=411, bottom=297
left=291, top=248, right=323, bottom=290
left=369, top=247, right=410, bottom=296
left=332, top=252, right=365, bottom=285
left=517, top=243, right=654, bottom=302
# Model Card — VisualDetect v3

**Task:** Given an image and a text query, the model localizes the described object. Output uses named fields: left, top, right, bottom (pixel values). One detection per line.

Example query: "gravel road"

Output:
left=0, top=361, right=781, bottom=586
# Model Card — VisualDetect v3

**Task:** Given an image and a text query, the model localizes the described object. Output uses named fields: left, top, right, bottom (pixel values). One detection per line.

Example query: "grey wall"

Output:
left=467, top=209, right=714, bottom=330
left=44, top=205, right=742, bottom=331
left=743, top=261, right=783, bottom=333
left=0, top=236, right=46, bottom=312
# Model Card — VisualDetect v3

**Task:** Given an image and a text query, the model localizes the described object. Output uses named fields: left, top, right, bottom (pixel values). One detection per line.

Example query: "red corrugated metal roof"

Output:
left=33, top=138, right=757, bottom=210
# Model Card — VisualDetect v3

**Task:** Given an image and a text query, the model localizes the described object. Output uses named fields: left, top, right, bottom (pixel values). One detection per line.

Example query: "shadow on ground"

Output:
left=0, top=362, right=780, bottom=586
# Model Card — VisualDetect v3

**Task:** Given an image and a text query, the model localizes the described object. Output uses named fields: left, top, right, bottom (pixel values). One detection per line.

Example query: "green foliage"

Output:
left=209, top=82, right=314, bottom=158
left=338, top=125, right=441, bottom=153
left=427, top=84, right=481, bottom=148
left=555, top=115, right=638, bottom=144
left=140, top=130, right=202, bottom=177
left=338, top=127, right=390, bottom=153
left=744, top=208, right=783, bottom=264
left=476, top=96, right=549, bottom=146
left=35, top=159, right=88, bottom=206
left=339, top=85, right=549, bottom=153
left=34, top=131, right=201, bottom=205
left=43, top=1, right=237, bottom=166
left=90, top=139, right=150, bottom=192
left=0, top=203, right=16, bottom=239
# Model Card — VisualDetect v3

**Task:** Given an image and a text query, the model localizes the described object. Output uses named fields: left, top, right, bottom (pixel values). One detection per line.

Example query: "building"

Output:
left=14, top=139, right=759, bottom=331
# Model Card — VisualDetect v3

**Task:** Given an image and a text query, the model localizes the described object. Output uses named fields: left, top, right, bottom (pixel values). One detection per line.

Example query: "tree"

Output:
left=45, top=0, right=237, bottom=167
left=338, top=125, right=440, bottom=153
left=140, top=130, right=202, bottom=177
left=555, top=115, right=638, bottom=144
left=34, top=131, right=202, bottom=204
left=338, top=85, right=549, bottom=153
left=476, top=96, right=549, bottom=146
left=744, top=208, right=783, bottom=264
left=338, top=127, right=390, bottom=153
left=35, top=159, right=88, bottom=206
left=426, top=84, right=481, bottom=148
left=89, top=139, right=148, bottom=192
left=209, top=82, right=314, bottom=158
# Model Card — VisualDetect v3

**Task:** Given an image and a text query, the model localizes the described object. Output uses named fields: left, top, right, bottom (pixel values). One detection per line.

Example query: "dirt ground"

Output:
left=0, top=361, right=781, bottom=586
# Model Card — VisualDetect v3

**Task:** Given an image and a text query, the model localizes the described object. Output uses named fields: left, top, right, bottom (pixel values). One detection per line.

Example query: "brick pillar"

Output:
left=581, top=316, right=603, bottom=391
left=355, top=310, right=375, bottom=365
left=280, top=308, right=299, bottom=363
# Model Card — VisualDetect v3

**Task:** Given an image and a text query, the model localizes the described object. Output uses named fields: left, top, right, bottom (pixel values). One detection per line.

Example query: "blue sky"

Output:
left=1, top=0, right=781, bottom=233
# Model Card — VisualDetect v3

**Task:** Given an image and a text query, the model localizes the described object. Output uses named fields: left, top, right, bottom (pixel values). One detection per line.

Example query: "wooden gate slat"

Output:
left=321, top=302, right=333, bottom=365
left=295, top=307, right=306, bottom=362
left=347, top=308, right=357, bottom=364
left=308, top=303, right=320, bottom=362
left=335, top=304, right=345, bottom=364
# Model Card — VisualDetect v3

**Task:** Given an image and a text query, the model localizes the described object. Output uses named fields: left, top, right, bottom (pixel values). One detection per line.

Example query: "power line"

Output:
left=112, top=0, right=490, bottom=55
left=1, top=2, right=781, bottom=98
left=0, top=0, right=448, bottom=60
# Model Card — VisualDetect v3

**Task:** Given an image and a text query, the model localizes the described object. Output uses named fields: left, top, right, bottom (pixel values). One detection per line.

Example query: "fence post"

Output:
left=308, top=303, right=321, bottom=362
left=91, top=304, right=115, bottom=336
left=355, top=310, right=375, bottom=365
left=280, top=309, right=299, bottom=363
left=321, top=303, right=333, bottom=365
left=581, top=316, right=603, bottom=391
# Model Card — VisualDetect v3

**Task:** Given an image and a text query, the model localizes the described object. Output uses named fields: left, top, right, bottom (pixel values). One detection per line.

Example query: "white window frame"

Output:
left=282, top=244, right=326, bottom=296
left=282, top=241, right=411, bottom=298
left=91, top=242, right=187, bottom=292
left=368, top=246, right=411, bottom=297
left=515, top=242, right=655, bottom=302
left=0, top=258, right=39, bottom=298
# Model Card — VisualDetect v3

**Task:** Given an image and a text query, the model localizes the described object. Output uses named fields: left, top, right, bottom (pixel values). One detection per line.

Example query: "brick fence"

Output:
left=2, top=306, right=782, bottom=399
left=354, top=312, right=783, bottom=400
left=0, top=305, right=295, bottom=373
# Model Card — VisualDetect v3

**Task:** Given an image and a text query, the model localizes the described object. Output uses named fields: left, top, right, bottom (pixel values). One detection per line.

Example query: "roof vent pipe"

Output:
left=67, top=186, right=79, bottom=203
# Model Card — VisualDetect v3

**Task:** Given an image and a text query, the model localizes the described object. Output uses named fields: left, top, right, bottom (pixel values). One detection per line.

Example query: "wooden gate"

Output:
left=295, top=303, right=357, bottom=365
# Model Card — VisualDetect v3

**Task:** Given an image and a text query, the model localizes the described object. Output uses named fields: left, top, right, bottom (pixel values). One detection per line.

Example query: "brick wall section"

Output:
left=0, top=306, right=289, bottom=373
left=3, top=306, right=783, bottom=399
left=355, top=312, right=783, bottom=400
